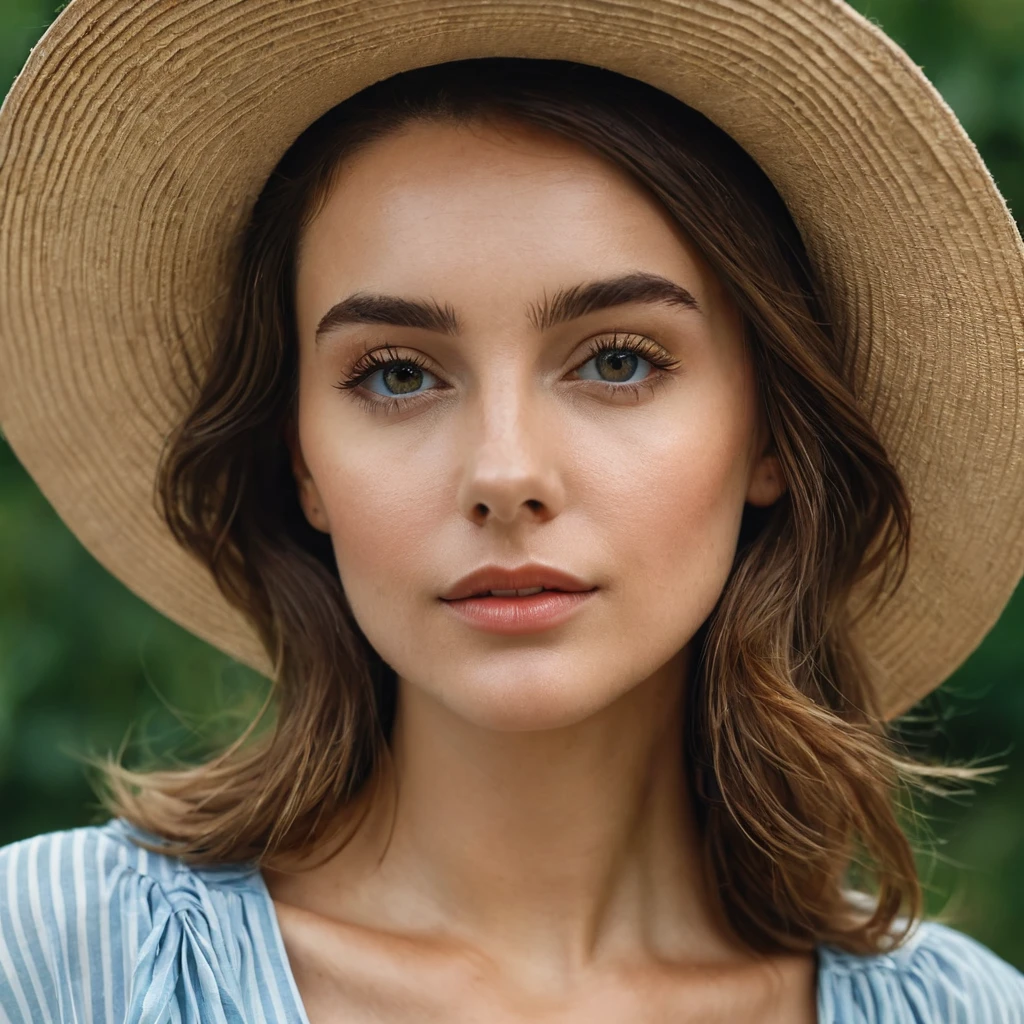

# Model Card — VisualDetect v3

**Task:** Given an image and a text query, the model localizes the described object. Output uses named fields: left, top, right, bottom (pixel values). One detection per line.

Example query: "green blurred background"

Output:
left=2, top=0, right=1023, bottom=968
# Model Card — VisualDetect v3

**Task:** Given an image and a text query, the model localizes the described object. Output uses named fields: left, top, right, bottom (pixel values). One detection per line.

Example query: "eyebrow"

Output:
left=314, top=271, right=702, bottom=342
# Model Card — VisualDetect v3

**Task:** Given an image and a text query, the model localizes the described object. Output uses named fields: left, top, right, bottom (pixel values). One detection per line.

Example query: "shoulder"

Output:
left=0, top=818, right=285, bottom=1024
left=0, top=815, right=262, bottom=926
left=819, top=919, right=1024, bottom=1023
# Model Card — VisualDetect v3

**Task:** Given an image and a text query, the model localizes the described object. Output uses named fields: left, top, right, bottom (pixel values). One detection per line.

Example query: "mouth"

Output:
left=439, top=587, right=598, bottom=635
left=439, top=563, right=596, bottom=602
left=456, top=586, right=577, bottom=600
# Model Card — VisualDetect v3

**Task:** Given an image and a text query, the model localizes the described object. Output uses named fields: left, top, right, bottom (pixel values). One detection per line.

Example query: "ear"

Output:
left=746, top=426, right=787, bottom=508
left=285, top=416, right=331, bottom=533
left=746, top=449, right=787, bottom=507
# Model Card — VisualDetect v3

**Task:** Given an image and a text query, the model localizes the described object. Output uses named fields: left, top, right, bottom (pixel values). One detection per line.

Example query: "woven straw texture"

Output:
left=1, top=0, right=1022, bottom=719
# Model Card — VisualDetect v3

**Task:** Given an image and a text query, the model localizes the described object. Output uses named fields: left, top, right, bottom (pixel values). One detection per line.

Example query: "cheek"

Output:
left=298, top=403, right=445, bottom=602
left=645, top=438, right=745, bottom=587
left=590, top=383, right=756, bottom=624
left=327, top=475, right=431, bottom=590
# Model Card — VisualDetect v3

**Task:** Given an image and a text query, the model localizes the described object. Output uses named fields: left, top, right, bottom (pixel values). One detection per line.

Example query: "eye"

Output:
left=575, top=345, right=655, bottom=385
left=571, top=333, right=682, bottom=395
left=333, top=345, right=444, bottom=414
left=334, top=334, right=682, bottom=416
left=361, top=359, right=439, bottom=398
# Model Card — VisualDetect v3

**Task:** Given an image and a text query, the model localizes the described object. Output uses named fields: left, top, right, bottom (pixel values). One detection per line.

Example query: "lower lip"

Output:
left=439, top=589, right=597, bottom=635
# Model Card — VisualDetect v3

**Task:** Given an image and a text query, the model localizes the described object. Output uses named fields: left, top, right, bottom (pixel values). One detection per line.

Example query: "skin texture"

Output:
left=270, top=118, right=814, bottom=1022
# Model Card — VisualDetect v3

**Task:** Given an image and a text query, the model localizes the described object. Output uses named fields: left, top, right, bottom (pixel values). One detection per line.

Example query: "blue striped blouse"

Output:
left=0, top=818, right=1021, bottom=1022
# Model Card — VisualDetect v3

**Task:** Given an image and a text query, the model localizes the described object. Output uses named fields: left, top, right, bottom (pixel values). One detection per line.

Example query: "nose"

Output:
left=455, top=378, right=566, bottom=530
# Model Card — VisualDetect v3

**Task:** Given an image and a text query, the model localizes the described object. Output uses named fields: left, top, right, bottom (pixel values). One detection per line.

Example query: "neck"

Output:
left=266, top=646, right=746, bottom=991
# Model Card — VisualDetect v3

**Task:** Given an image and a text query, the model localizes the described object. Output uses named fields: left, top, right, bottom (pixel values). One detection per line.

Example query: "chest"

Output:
left=293, top=982, right=818, bottom=1024
left=274, top=903, right=819, bottom=1024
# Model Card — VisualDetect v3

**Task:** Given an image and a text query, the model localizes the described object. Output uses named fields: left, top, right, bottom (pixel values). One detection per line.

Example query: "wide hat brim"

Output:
left=1, top=0, right=1022, bottom=720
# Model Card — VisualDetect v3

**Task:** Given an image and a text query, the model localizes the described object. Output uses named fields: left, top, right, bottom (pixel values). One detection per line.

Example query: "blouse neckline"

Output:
left=248, top=861, right=836, bottom=1024
left=106, top=816, right=922, bottom=1024
left=250, top=864, right=316, bottom=1024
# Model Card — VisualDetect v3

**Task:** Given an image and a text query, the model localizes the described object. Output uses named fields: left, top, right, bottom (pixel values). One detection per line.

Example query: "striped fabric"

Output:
left=0, top=819, right=1021, bottom=1022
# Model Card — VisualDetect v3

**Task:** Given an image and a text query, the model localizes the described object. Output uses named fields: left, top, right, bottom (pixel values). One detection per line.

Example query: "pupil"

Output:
left=384, top=364, right=422, bottom=394
left=599, top=351, right=637, bottom=383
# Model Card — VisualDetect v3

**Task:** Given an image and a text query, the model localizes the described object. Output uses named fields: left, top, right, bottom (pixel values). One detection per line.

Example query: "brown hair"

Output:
left=91, top=58, right=968, bottom=955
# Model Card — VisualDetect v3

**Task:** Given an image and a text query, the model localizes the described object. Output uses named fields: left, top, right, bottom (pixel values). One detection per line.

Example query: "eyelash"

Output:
left=332, top=334, right=683, bottom=417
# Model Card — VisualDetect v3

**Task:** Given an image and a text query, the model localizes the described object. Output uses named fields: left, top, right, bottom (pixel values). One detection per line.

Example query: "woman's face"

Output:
left=291, top=117, right=784, bottom=731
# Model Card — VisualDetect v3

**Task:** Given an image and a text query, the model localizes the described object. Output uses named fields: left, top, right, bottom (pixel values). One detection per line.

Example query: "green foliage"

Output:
left=1, top=0, right=1022, bottom=968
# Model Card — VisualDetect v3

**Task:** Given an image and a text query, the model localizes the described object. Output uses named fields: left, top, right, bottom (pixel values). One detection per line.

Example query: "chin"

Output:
left=416, top=654, right=637, bottom=733
left=449, top=689, right=614, bottom=733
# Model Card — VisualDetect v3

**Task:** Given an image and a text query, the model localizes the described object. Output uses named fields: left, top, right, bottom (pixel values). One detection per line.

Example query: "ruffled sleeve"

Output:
left=122, top=864, right=249, bottom=1023
left=818, top=920, right=1024, bottom=1023
left=0, top=819, right=308, bottom=1024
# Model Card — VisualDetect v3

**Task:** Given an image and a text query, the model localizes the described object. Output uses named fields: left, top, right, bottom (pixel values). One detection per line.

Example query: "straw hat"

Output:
left=1, top=0, right=1022, bottom=720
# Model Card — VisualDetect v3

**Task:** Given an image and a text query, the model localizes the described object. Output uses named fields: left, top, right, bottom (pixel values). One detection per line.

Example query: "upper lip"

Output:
left=440, top=563, right=597, bottom=601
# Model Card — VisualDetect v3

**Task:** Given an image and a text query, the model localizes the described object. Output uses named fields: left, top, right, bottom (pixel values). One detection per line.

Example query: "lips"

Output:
left=440, top=564, right=596, bottom=601
left=479, top=586, right=551, bottom=598
left=440, top=587, right=597, bottom=634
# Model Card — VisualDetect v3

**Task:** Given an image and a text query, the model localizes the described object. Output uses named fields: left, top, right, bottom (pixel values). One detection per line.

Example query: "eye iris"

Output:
left=597, top=350, right=638, bottom=383
left=382, top=364, right=423, bottom=395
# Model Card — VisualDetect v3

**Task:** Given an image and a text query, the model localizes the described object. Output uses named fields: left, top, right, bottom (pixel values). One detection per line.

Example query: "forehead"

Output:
left=295, top=118, right=722, bottom=326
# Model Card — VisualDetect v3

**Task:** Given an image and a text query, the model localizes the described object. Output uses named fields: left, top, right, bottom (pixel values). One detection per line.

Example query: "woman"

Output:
left=0, top=2, right=1022, bottom=1022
